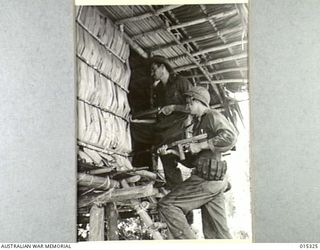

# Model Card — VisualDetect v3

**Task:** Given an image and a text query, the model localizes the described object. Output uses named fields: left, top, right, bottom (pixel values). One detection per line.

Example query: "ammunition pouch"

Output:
left=194, top=158, right=227, bottom=181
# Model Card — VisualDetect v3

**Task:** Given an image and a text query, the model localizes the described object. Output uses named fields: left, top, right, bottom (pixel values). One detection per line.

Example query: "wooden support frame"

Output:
left=191, top=40, right=247, bottom=57
left=132, top=9, right=237, bottom=42
left=78, top=183, right=157, bottom=208
left=199, top=79, right=248, bottom=84
left=78, top=173, right=119, bottom=191
left=184, top=67, right=248, bottom=78
left=175, top=53, right=248, bottom=72
left=105, top=202, right=119, bottom=240
left=121, top=180, right=163, bottom=240
left=149, top=26, right=243, bottom=52
left=167, top=9, right=237, bottom=30
left=89, top=204, right=105, bottom=241
left=115, top=5, right=182, bottom=25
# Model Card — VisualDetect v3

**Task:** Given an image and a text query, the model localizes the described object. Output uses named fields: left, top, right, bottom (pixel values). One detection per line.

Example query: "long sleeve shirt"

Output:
left=185, top=109, right=238, bottom=166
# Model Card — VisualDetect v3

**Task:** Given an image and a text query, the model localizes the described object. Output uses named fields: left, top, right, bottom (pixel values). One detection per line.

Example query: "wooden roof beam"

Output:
left=148, top=26, right=243, bottom=52
left=115, top=5, right=183, bottom=25
left=199, top=79, right=248, bottom=84
left=167, top=9, right=237, bottom=30
left=175, top=53, right=248, bottom=72
left=131, top=9, right=237, bottom=41
left=168, top=40, right=247, bottom=62
left=184, top=67, right=248, bottom=78
left=191, top=40, right=247, bottom=57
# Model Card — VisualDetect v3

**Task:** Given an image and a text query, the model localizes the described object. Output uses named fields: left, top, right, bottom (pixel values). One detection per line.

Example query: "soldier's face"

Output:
left=187, top=97, right=198, bottom=115
left=151, top=63, right=164, bottom=80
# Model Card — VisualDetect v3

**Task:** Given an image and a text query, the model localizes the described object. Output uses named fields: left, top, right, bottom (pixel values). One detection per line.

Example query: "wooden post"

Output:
left=89, top=204, right=105, bottom=241
left=121, top=180, right=163, bottom=240
left=105, top=202, right=119, bottom=240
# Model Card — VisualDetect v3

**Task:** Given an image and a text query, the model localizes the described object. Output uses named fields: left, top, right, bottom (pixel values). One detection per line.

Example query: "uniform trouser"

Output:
left=160, top=154, right=183, bottom=189
left=158, top=175, right=232, bottom=239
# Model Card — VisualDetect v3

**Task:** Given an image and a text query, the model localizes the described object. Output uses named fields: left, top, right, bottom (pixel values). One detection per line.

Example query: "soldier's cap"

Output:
left=149, top=55, right=174, bottom=74
left=184, top=86, right=210, bottom=107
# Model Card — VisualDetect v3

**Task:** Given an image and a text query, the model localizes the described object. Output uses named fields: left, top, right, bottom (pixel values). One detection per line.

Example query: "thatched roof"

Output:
left=98, top=4, right=248, bottom=128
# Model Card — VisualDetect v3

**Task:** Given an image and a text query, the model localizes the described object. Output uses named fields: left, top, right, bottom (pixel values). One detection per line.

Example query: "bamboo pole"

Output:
left=199, top=79, right=248, bottom=84
left=78, top=183, right=155, bottom=208
left=191, top=40, right=247, bottom=57
left=89, top=204, right=105, bottom=241
left=88, top=168, right=113, bottom=175
left=115, top=5, right=182, bottom=25
left=105, top=202, right=119, bottom=240
left=76, top=21, right=126, bottom=64
left=133, top=170, right=158, bottom=180
left=205, top=53, right=248, bottom=66
left=175, top=53, right=248, bottom=72
left=78, top=173, right=119, bottom=190
left=184, top=67, right=248, bottom=78
left=77, top=139, right=130, bottom=158
left=76, top=54, right=129, bottom=93
left=149, top=26, right=243, bottom=52
left=121, top=180, right=163, bottom=240
left=132, top=10, right=237, bottom=41
left=77, top=97, right=129, bottom=123
left=123, top=33, right=148, bottom=59
left=131, top=27, right=164, bottom=41
left=168, top=9, right=237, bottom=30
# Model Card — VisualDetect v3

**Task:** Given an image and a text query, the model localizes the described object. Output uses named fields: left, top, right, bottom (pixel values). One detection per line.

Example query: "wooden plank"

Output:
left=78, top=183, right=156, bottom=208
left=89, top=204, right=105, bottom=241
left=105, top=202, right=119, bottom=240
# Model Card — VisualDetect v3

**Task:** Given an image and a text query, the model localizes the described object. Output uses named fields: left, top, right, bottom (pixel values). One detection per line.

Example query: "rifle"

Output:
left=132, top=107, right=160, bottom=119
left=157, top=133, right=208, bottom=161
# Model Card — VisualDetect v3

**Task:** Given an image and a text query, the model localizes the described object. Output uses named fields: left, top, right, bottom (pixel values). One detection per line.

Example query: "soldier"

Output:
left=149, top=55, right=194, bottom=189
left=158, top=86, right=237, bottom=239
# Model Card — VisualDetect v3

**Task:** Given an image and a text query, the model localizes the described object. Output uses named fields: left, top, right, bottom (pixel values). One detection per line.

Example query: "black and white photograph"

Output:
left=76, top=4, right=250, bottom=241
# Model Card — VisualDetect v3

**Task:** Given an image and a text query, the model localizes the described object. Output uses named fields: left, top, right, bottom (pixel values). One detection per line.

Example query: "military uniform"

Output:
left=158, top=107, right=237, bottom=239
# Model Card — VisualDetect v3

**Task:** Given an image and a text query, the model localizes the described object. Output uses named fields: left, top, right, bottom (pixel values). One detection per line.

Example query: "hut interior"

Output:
left=76, top=4, right=249, bottom=241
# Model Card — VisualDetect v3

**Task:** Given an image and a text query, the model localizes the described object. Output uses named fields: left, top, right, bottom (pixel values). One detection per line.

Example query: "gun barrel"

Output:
left=167, top=133, right=208, bottom=148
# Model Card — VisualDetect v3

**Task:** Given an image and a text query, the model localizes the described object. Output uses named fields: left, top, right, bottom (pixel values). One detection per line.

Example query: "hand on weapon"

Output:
left=188, top=142, right=203, bottom=154
left=157, top=145, right=180, bottom=157
left=159, top=105, right=175, bottom=116
left=157, top=133, right=208, bottom=160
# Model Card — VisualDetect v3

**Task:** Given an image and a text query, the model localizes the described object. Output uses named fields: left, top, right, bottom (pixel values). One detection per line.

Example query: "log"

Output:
left=105, top=202, right=119, bottom=240
left=134, top=170, right=158, bottom=180
left=89, top=204, right=105, bottom=241
left=121, top=180, right=163, bottom=240
left=78, top=183, right=155, bottom=208
left=78, top=173, right=119, bottom=190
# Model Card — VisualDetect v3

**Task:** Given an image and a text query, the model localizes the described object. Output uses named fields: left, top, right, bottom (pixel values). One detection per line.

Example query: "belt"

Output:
left=194, top=158, right=227, bottom=181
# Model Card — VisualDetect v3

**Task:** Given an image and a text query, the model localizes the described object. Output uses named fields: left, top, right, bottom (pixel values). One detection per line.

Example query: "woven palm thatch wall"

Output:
left=77, top=6, right=132, bottom=170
